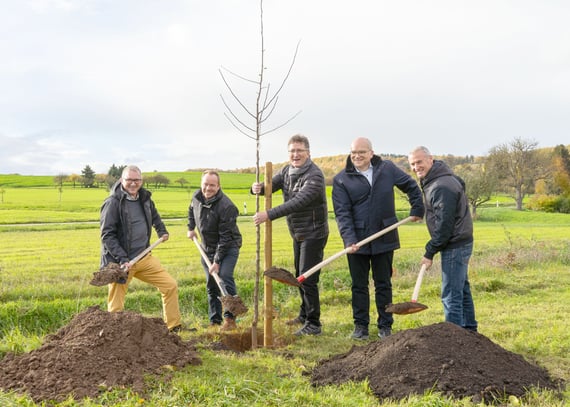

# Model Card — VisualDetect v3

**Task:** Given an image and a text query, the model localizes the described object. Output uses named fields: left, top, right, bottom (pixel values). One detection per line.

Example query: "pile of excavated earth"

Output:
left=0, top=307, right=562, bottom=404
left=0, top=306, right=201, bottom=403
left=311, top=322, right=561, bottom=403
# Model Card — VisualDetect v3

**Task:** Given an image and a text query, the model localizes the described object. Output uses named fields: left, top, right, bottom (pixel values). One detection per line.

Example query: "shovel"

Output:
left=385, top=263, right=429, bottom=314
left=264, top=216, right=414, bottom=287
left=90, top=236, right=164, bottom=286
left=192, top=236, right=248, bottom=317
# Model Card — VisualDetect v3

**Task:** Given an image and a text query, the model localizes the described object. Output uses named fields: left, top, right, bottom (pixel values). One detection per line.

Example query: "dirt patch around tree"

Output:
left=311, top=322, right=562, bottom=404
left=201, top=325, right=293, bottom=353
left=0, top=306, right=201, bottom=403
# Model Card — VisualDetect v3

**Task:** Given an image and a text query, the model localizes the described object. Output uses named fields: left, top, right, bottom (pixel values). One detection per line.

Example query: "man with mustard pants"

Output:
left=100, top=165, right=182, bottom=332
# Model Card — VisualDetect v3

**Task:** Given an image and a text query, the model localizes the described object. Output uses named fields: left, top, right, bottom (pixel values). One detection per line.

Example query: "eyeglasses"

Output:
left=288, top=149, right=308, bottom=154
left=350, top=150, right=370, bottom=156
left=124, top=178, right=142, bottom=184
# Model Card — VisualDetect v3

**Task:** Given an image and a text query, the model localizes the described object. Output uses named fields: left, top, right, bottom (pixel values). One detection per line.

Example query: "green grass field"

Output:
left=0, top=182, right=569, bottom=406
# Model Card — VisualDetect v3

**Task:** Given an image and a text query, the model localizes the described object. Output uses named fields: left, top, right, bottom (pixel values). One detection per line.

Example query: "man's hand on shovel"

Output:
left=90, top=237, right=165, bottom=286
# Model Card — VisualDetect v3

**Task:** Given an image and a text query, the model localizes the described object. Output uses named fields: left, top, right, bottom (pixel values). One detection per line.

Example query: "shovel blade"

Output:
left=263, top=267, right=301, bottom=287
left=220, top=295, right=249, bottom=317
left=90, top=263, right=128, bottom=286
left=386, top=301, right=428, bottom=315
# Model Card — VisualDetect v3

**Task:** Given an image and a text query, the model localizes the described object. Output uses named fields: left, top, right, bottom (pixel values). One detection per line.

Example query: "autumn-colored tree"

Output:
left=551, top=144, right=570, bottom=196
left=94, top=174, right=107, bottom=188
left=67, top=174, right=81, bottom=188
left=486, top=138, right=547, bottom=210
left=454, top=162, right=497, bottom=219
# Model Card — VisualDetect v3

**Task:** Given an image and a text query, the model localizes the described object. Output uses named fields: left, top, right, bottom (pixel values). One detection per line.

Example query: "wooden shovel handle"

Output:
left=411, top=264, right=428, bottom=302
left=192, top=236, right=229, bottom=296
left=129, top=237, right=164, bottom=265
left=297, top=216, right=414, bottom=283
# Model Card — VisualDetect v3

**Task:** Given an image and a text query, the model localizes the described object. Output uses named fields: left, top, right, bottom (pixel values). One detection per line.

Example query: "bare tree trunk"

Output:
left=218, top=0, right=301, bottom=347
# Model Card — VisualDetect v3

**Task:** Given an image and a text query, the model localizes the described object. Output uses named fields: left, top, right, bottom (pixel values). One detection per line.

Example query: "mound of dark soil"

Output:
left=311, top=322, right=560, bottom=403
left=0, top=306, right=201, bottom=403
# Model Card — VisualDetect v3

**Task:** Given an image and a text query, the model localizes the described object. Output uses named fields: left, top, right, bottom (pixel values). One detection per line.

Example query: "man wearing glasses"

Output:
left=100, top=165, right=182, bottom=332
left=332, top=138, right=424, bottom=340
left=252, top=134, right=329, bottom=336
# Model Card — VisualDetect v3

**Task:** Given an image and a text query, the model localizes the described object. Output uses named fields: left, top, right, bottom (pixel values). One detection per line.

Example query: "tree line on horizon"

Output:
left=51, top=138, right=570, bottom=214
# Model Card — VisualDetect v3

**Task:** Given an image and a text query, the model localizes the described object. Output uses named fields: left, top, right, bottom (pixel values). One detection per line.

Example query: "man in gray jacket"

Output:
left=100, top=165, right=182, bottom=332
left=408, top=146, right=477, bottom=331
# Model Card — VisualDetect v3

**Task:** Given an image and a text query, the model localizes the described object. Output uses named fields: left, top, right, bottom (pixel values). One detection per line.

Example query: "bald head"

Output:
left=350, top=137, right=374, bottom=171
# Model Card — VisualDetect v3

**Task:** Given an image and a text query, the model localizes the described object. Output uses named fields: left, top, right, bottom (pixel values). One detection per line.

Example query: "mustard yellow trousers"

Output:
left=107, top=253, right=181, bottom=330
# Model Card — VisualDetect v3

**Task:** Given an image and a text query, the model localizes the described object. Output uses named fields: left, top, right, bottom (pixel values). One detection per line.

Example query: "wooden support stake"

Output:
left=263, top=162, right=273, bottom=347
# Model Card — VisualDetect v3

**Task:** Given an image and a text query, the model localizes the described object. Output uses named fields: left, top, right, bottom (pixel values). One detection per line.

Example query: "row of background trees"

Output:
left=52, top=138, right=570, bottom=215
left=53, top=164, right=182, bottom=191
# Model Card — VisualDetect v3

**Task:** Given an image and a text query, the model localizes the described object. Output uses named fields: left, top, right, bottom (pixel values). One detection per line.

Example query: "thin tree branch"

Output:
left=264, top=39, right=301, bottom=109
left=220, top=65, right=257, bottom=85
left=223, top=112, right=256, bottom=140
left=261, top=110, right=302, bottom=136
left=220, top=94, right=257, bottom=133
left=219, top=69, right=256, bottom=119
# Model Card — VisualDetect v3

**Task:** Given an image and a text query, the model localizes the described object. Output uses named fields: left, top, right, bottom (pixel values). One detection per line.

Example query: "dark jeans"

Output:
left=201, top=246, right=239, bottom=322
left=293, top=236, right=328, bottom=326
left=441, top=242, right=477, bottom=331
left=347, top=251, right=394, bottom=329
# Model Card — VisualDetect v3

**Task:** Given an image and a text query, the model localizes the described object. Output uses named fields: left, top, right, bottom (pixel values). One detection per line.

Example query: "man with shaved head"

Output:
left=333, top=138, right=424, bottom=340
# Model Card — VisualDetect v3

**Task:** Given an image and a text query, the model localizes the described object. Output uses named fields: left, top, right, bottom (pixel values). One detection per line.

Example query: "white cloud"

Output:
left=1, top=1, right=569, bottom=175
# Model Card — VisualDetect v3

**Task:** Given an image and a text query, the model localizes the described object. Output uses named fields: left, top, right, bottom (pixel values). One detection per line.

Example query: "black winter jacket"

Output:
left=421, top=160, right=473, bottom=259
left=188, top=189, right=242, bottom=264
left=332, top=155, right=424, bottom=255
left=257, top=160, right=329, bottom=241
left=100, top=181, right=168, bottom=267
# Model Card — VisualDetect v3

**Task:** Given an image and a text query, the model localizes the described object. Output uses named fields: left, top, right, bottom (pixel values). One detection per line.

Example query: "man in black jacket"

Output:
left=333, top=137, right=424, bottom=340
left=408, top=146, right=477, bottom=331
left=252, top=134, right=329, bottom=336
left=188, top=170, right=242, bottom=331
left=100, top=165, right=182, bottom=332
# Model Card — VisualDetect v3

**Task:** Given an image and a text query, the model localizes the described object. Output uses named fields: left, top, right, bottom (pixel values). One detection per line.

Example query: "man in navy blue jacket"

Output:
left=332, top=137, right=424, bottom=340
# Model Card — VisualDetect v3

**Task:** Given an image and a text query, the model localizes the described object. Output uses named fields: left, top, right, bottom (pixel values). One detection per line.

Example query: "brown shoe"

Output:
left=285, top=316, right=305, bottom=326
left=220, top=317, right=237, bottom=331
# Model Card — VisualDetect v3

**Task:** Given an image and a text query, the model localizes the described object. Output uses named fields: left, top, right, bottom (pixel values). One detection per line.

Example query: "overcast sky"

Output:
left=1, top=1, right=569, bottom=175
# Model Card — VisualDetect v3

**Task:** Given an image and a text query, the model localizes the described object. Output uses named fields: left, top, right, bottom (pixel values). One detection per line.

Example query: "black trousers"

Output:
left=293, top=236, right=328, bottom=326
left=347, top=251, right=394, bottom=329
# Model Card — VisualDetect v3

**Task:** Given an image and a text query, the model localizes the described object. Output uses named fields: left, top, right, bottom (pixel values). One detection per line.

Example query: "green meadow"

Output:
left=0, top=176, right=569, bottom=406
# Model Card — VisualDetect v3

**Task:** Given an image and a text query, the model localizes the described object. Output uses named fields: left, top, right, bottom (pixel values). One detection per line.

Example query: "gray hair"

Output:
left=288, top=134, right=310, bottom=150
left=121, top=165, right=142, bottom=178
left=409, top=146, right=432, bottom=156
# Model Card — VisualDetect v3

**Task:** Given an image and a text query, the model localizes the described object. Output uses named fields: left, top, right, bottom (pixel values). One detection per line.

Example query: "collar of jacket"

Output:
left=197, top=189, right=222, bottom=208
left=420, top=160, right=453, bottom=188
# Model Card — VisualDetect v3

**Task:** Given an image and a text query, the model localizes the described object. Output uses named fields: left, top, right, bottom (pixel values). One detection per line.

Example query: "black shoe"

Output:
left=378, top=327, right=392, bottom=339
left=294, top=322, right=322, bottom=336
left=351, top=325, right=369, bottom=340
left=285, top=316, right=305, bottom=326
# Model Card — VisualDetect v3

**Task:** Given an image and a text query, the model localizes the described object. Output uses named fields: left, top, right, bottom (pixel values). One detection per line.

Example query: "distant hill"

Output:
left=224, top=152, right=480, bottom=182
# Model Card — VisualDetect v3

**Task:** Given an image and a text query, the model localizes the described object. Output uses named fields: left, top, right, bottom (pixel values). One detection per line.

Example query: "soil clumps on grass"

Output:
left=311, top=322, right=561, bottom=403
left=0, top=306, right=201, bottom=403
